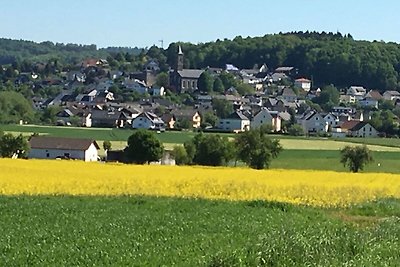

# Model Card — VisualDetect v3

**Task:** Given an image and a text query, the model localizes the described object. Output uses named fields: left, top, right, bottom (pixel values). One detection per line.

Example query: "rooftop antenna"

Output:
left=159, top=39, right=164, bottom=49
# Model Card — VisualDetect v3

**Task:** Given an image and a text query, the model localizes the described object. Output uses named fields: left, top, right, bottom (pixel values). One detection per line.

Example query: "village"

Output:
left=12, top=45, right=395, bottom=141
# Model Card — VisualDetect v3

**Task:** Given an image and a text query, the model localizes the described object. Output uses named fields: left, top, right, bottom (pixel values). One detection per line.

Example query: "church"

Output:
left=170, top=46, right=204, bottom=93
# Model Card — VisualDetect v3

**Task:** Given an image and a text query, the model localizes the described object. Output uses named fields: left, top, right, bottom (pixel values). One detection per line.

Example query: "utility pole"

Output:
left=159, top=39, right=164, bottom=49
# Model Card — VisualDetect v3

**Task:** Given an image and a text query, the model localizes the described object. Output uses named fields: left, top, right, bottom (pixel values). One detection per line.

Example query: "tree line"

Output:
left=162, top=31, right=400, bottom=91
left=2, top=32, right=400, bottom=91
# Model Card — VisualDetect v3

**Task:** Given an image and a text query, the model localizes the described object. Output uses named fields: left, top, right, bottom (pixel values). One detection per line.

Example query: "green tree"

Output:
left=212, top=98, right=233, bottom=118
left=236, top=83, right=255, bottom=95
left=213, top=77, right=224, bottom=93
left=176, top=118, right=192, bottom=129
left=340, top=145, right=373, bottom=173
left=103, top=140, right=112, bottom=152
left=312, top=85, right=339, bottom=112
left=0, top=132, right=28, bottom=158
left=40, top=106, right=62, bottom=125
left=235, top=128, right=282, bottom=169
left=219, top=72, right=237, bottom=89
left=0, top=91, right=35, bottom=123
left=185, top=133, right=234, bottom=166
left=155, top=72, right=169, bottom=88
left=287, top=124, right=304, bottom=136
left=201, top=112, right=218, bottom=128
left=172, top=145, right=189, bottom=165
left=198, top=71, right=214, bottom=93
left=124, top=130, right=164, bottom=164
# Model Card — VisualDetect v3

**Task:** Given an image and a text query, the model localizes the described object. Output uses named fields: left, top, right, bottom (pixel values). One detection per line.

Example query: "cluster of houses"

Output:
left=21, top=46, right=400, bottom=163
left=14, top=46, right=396, bottom=143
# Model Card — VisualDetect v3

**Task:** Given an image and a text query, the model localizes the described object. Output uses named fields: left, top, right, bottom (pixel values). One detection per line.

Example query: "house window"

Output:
left=192, top=81, right=195, bottom=88
left=226, top=121, right=230, bottom=124
left=46, top=153, right=50, bottom=158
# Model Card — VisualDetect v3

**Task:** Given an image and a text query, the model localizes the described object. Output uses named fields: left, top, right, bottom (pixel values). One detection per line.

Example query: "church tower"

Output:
left=176, top=45, right=184, bottom=71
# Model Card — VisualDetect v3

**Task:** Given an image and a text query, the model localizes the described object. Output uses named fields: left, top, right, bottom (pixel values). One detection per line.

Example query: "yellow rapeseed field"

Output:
left=0, top=159, right=399, bottom=207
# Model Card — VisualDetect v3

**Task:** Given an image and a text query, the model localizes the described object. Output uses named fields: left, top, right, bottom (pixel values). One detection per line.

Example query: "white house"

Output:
left=123, top=78, right=148, bottom=94
left=251, top=107, right=282, bottom=132
left=383, top=90, right=400, bottom=101
left=294, top=78, right=311, bottom=92
left=359, top=97, right=379, bottom=109
left=29, top=136, right=99, bottom=162
left=347, top=86, right=366, bottom=100
left=323, top=113, right=340, bottom=130
left=218, top=111, right=250, bottom=132
left=299, top=110, right=328, bottom=133
left=339, top=121, right=378, bottom=138
left=132, top=112, right=165, bottom=130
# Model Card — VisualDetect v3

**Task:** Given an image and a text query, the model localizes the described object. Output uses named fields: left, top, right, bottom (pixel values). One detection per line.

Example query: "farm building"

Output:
left=29, top=136, right=99, bottom=161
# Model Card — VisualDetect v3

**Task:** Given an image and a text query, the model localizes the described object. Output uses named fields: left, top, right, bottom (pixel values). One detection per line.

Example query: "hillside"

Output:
left=164, top=32, right=400, bottom=91
left=2, top=32, right=400, bottom=90
left=0, top=38, right=141, bottom=65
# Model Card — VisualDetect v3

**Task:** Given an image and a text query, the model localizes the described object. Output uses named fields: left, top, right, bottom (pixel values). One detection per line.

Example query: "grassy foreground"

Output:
left=0, top=196, right=399, bottom=266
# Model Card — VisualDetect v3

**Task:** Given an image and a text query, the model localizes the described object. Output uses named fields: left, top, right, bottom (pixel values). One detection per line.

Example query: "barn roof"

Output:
left=29, top=136, right=99, bottom=151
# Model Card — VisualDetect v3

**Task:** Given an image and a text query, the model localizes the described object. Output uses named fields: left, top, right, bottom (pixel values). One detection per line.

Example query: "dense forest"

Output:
left=164, top=32, right=400, bottom=91
left=2, top=32, right=400, bottom=91
left=0, top=38, right=141, bottom=65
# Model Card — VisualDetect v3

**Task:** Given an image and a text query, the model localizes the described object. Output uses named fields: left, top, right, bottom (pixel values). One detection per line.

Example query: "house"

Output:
left=278, top=87, right=297, bottom=102
left=299, top=110, right=328, bottom=134
left=347, top=86, right=366, bottom=100
left=150, top=86, right=165, bottom=96
left=365, top=90, right=383, bottom=101
left=323, top=113, right=340, bottom=130
left=359, top=97, right=379, bottom=109
left=274, top=66, right=295, bottom=76
left=251, top=107, right=281, bottom=132
left=339, top=94, right=356, bottom=104
left=123, top=78, right=148, bottom=94
left=161, top=114, right=176, bottom=129
left=91, top=110, right=129, bottom=128
left=132, top=112, right=165, bottom=130
left=331, top=106, right=356, bottom=116
left=171, top=109, right=202, bottom=129
left=56, top=105, right=92, bottom=127
left=28, top=136, right=99, bottom=162
left=338, top=121, right=378, bottom=137
left=294, top=78, right=312, bottom=92
left=383, top=90, right=400, bottom=101
left=218, top=111, right=250, bottom=132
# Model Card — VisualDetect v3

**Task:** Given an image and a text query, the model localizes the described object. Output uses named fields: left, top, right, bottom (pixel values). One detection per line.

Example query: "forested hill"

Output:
left=165, top=32, right=400, bottom=91
left=0, top=38, right=142, bottom=66
left=2, top=32, right=400, bottom=91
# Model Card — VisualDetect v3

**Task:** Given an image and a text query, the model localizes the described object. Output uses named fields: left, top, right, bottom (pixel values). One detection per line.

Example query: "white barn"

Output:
left=29, top=136, right=99, bottom=162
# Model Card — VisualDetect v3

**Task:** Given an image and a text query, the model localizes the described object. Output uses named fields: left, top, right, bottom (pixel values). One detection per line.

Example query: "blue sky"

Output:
left=1, top=0, right=399, bottom=48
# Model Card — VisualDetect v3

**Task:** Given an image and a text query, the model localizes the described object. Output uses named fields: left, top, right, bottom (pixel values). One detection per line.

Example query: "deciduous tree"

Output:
left=340, top=145, right=373, bottom=172
left=235, top=128, right=282, bottom=169
left=124, top=130, right=164, bottom=164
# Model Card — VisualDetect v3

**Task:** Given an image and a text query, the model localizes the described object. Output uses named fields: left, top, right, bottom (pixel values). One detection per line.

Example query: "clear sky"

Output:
left=1, top=0, right=399, bottom=48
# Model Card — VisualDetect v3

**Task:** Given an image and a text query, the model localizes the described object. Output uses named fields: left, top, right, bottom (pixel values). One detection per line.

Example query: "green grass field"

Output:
left=271, top=150, right=400, bottom=173
left=0, top=196, right=399, bottom=266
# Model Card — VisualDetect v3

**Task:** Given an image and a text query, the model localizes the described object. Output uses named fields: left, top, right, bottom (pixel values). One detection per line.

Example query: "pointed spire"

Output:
left=178, top=45, right=183, bottom=55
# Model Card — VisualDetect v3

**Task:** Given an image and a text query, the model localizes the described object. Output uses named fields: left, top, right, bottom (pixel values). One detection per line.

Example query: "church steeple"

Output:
left=176, top=45, right=184, bottom=71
